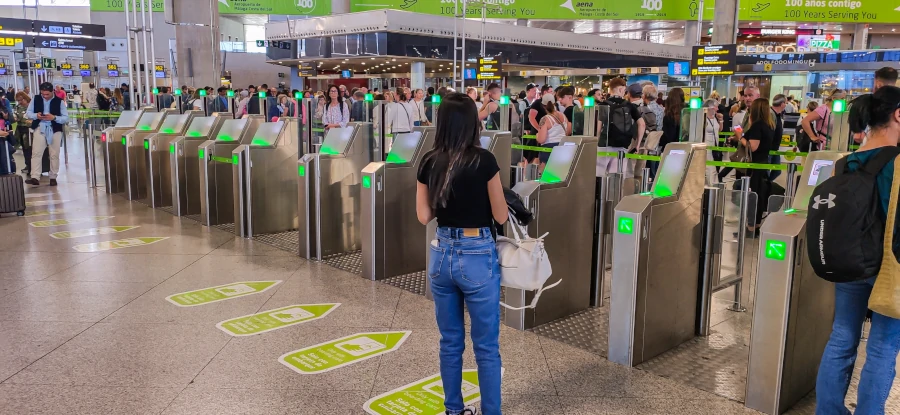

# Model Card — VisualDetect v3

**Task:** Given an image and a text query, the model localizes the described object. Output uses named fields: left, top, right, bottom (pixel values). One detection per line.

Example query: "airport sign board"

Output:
left=34, top=35, right=107, bottom=51
left=90, top=0, right=331, bottom=16
left=691, top=44, right=736, bottom=76
left=0, top=17, right=35, bottom=32
left=34, top=20, right=106, bottom=37
left=298, top=62, right=317, bottom=77
left=476, top=56, right=502, bottom=81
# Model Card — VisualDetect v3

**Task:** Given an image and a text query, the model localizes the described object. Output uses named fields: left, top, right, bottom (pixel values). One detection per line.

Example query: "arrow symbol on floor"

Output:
left=272, top=313, right=295, bottom=320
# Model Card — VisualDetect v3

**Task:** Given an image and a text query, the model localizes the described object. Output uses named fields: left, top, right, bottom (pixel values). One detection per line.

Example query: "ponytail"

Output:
left=544, top=100, right=556, bottom=114
left=849, top=86, right=900, bottom=133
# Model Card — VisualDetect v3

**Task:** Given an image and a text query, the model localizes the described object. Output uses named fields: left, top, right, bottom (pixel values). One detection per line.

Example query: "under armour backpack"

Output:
left=598, top=100, right=635, bottom=148
left=806, top=147, right=900, bottom=282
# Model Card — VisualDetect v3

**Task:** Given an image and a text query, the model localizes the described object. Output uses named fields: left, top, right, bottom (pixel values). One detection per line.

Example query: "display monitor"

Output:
left=668, top=61, right=690, bottom=76
left=136, top=111, right=166, bottom=131
left=652, top=149, right=689, bottom=198
left=538, top=144, right=577, bottom=184
left=159, top=114, right=190, bottom=135
left=80, top=70, right=91, bottom=76
left=216, top=118, right=248, bottom=142
left=340, top=70, right=352, bottom=78
left=185, top=116, right=217, bottom=138
left=479, top=135, right=493, bottom=150
left=319, top=126, right=354, bottom=155
left=61, top=69, right=73, bottom=76
left=113, top=110, right=143, bottom=128
left=807, top=159, right=835, bottom=186
left=250, top=121, right=284, bottom=147
left=108, top=70, right=119, bottom=77
left=385, top=131, right=423, bottom=164
left=0, top=69, right=7, bottom=75
left=154, top=71, right=165, bottom=78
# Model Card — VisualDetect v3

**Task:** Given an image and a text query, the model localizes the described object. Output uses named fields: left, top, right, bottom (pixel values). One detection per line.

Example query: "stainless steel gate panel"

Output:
left=101, top=109, right=145, bottom=194
left=124, top=110, right=175, bottom=202
left=146, top=111, right=200, bottom=208
left=170, top=114, right=232, bottom=216
left=199, top=115, right=264, bottom=226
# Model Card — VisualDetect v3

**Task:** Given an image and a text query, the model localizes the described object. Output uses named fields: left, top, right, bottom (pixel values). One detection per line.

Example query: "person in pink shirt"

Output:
left=800, top=88, right=846, bottom=151
left=54, top=86, right=66, bottom=101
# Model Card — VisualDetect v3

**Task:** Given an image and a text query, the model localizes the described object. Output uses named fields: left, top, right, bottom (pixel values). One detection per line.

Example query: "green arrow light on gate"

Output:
left=431, top=95, right=441, bottom=104
left=832, top=99, right=846, bottom=113
left=227, top=89, right=234, bottom=98
left=584, top=97, right=594, bottom=107
left=499, top=95, right=509, bottom=105
left=143, top=140, right=149, bottom=150
left=198, top=149, right=204, bottom=159
left=298, top=165, right=305, bottom=177
left=364, top=93, right=373, bottom=102
left=122, top=136, right=127, bottom=145
left=152, top=87, right=159, bottom=95
left=199, top=89, right=207, bottom=97
left=169, top=143, right=175, bottom=154
left=258, top=91, right=266, bottom=98
left=294, top=91, right=302, bottom=99
left=232, top=154, right=239, bottom=164
left=174, top=89, right=182, bottom=96
left=689, top=97, right=702, bottom=110
left=765, top=240, right=787, bottom=261
left=362, top=175, right=372, bottom=189
left=617, top=217, right=634, bottom=234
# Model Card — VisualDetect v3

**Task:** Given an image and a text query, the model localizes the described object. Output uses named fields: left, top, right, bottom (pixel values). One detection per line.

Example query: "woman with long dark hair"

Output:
left=736, top=98, right=776, bottom=234
left=416, top=92, right=508, bottom=415
left=660, top=87, right=685, bottom=149
left=322, top=84, right=349, bottom=130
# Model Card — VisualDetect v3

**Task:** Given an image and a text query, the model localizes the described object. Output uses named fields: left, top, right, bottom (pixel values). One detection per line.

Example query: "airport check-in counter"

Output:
left=170, top=114, right=232, bottom=216
left=233, top=118, right=301, bottom=237
left=745, top=151, right=846, bottom=415
left=124, top=109, right=176, bottom=201
left=503, top=136, right=598, bottom=329
left=609, top=142, right=707, bottom=367
left=360, top=127, right=435, bottom=281
left=198, top=115, right=265, bottom=227
left=144, top=111, right=201, bottom=208
left=102, top=109, right=146, bottom=194
left=297, top=123, right=374, bottom=259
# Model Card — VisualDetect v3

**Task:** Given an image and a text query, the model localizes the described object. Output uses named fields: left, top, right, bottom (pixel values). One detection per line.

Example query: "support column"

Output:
left=711, top=0, right=737, bottom=44
left=290, top=66, right=304, bottom=91
left=172, top=0, right=221, bottom=88
left=852, top=24, right=869, bottom=50
left=411, top=62, right=425, bottom=90
left=684, top=20, right=700, bottom=46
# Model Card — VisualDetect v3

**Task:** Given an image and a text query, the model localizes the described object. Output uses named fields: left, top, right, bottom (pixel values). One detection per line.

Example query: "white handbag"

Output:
left=497, top=213, right=559, bottom=310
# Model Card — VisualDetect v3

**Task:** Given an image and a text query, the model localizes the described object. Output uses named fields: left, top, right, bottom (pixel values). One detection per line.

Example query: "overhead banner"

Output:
left=91, top=0, right=330, bottom=15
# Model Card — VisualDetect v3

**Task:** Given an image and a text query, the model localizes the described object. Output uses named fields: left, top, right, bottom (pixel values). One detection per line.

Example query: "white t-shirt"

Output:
left=387, top=101, right=415, bottom=133
left=703, top=116, right=720, bottom=161
left=541, top=114, right=568, bottom=145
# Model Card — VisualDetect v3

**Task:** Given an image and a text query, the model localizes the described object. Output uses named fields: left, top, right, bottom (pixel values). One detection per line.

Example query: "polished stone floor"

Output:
left=0, top=137, right=868, bottom=414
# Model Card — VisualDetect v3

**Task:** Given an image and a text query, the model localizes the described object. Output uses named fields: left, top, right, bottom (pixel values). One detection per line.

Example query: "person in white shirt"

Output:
left=410, top=88, right=429, bottom=126
left=386, top=90, right=416, bottom=134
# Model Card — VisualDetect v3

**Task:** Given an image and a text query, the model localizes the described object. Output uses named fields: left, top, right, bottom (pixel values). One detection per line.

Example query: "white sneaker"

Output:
left=446, top=406, right=478, bottom=415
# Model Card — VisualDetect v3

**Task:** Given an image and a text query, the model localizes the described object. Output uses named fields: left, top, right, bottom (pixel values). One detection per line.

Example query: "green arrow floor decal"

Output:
left=50, top=226, right=139, bottom=239
left=29, top=216, right=114, bottom=228
left=25, top=199, right=69, bottom=207
left=73, top=237, right=169, bottom=253
left=166, top=281, right=282, bottom=307
left=217, top=303, right=341, bottom=336
left=280, top=331, right=411, bottom=374
left=364, top=369, right=502, bottom=415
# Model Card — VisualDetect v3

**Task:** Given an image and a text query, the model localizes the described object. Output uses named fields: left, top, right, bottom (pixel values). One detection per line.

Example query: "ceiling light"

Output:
left=392, top=58, right=396, bottom=61
left=371, top=57, right=375, bottom=60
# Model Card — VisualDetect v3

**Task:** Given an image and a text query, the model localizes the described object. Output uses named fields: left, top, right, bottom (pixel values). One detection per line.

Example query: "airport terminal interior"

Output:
left=3, top=0, right=900, bottom=414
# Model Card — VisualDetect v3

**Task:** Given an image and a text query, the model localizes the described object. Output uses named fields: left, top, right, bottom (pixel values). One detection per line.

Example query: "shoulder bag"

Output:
left=868, top=155, right=900, bottom=319
left=497, top=212, right=559, bottom=310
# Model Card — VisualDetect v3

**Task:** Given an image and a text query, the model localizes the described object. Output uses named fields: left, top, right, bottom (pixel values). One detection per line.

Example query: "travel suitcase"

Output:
left=0, top=136, right=25, bottom=217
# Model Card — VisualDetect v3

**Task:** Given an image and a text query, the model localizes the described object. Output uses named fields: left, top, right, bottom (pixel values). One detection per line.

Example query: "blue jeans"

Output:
left=429, top=227, right=502, bottom=415
left=816, top=277, right=900, bottom=415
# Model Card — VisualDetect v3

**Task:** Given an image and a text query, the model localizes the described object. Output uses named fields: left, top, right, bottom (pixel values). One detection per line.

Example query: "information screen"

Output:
left=107, top=70, right=118, bottom=77
left=80, top=70, right=91, bottom=76
left=216, top=119, right=248, bottom=142
left=320, top=126, right=354, bottom=155
left=691, top=45, right=737, bottom=76
left=113, top=110, right=143, bottom=128
left=61, top=69, right=72, bottom=76
left=652, top=149, right=689, bottom=198
left=136, top=111, right=166, bottom=131
left=807, top=159, right=835, bottom=186
left=479, top=135, right=493, bottom=150
left=159, top=114, right=190, bottom=135
left=250, top=121, right=284, bottom=147
left=385, top=131, right=422, bottom=164
left=185, top=117, right=217, bottom=138
left=538, top=144, right=576, bottom=184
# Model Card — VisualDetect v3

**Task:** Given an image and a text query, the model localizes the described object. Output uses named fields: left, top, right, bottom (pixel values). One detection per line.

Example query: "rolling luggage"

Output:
left=0, top=136, right=25, bottom=216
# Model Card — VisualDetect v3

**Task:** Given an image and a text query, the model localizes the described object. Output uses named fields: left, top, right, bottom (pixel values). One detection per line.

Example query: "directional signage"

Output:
left=364, top=370, right=493, bottom=415
left=216, top=303, right=341, bottom=336
left=34, top=20, right=106, bottom=37
left=691, top=44, right=737, bottom=76
left=298, top=62, right=317, bottom=77
left=34, top=35, right=107, bottom=52
left=29, top=216, right=113, bottom=227
left=25, top=199, right=68, bottom=207
left=79, top=63, right=90, bottom=70
left=0, top=17, right=34, bottom=32
left=280, top=331, right=411, bottom=374
left=42, top=58, right=57, bottom=70
left=476, top=56, right=502, bottom=81
left=166, top=281, right=282, bottom=307
left=73, top=237, right=169, bottom=253
left=50, top=226, right=139, bottom=240
left=765, top=240, right=787, bottom=261
left=617, top=217, right=634, bottom=234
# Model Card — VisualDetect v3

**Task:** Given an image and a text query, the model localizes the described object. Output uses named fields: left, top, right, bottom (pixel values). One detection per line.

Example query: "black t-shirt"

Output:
left=563, top=106, right=574, bottom=124
left=771, top=109, right=784, bottom=149
left=744, top=121, right=775, bottom=164
left=417, top=148, right=500, bottom=228
left=526, top=100, right=547, bottom=134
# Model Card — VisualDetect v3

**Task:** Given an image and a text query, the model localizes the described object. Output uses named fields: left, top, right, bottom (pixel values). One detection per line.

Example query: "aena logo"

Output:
left=812, top=193, right=836, bottom=209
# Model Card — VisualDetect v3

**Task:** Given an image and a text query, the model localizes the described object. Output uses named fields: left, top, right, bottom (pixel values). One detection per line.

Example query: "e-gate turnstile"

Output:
left=233, top=118, right=302, bottom=237
left=744, top=151, right=846, bottom=415
left=360, top=127, right=435, bottom=281
left=297, top=123, right=375, bottom=259
left=102, top=109, right=146, bottom=194
left=199, top=115, right=265, bottom=227
left=145, top=111, right=201, bottom=208
left=503, top=136, right=599, bottom=330
left=124, top=110, right=176, bottom=201
left=608, top=142, right=707, bottom=367
left=170, top=114, right=232, bottom=217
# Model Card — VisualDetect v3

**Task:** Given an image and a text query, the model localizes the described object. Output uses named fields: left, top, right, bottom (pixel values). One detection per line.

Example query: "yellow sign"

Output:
left=79, top=63, right=90, bottom=70
left=0, top=37, right=23, bottom=47
left=625, top=68, right=633, bottom=75
left=61, top=63, right=72, bottom=70
left=33, top=63, right=41, bottom=69
left=763, top=63, right=773, bottom=72
left=0, top=62, right=5, bottom=69
left=154, top=64, right=164, bottom=71
left=107, top=64, right=118, bottom=70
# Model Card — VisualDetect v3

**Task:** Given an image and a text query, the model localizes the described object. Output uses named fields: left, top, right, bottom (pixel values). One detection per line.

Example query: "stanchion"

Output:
left=730, top=175, right=751, bottom=313
left=83, top=123, right=98, bottom=188
left=62, top=129, right=68, bottom=164
left=697, top=186, right=724, bottom=336
left=640, top=167, right=651, bottom=193
left=785, top=163, right=798, bottom=199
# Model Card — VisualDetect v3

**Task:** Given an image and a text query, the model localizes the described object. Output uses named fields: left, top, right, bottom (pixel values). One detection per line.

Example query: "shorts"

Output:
left=539, top=143, right=559, bottom=164
left=522, top=132, right=539, bottom=162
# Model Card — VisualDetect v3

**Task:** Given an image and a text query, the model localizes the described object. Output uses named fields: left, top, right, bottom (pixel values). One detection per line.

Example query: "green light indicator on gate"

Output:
left=169, top=143, right=175, bottom=154
left=152, top=87, right=159, bottom=95
left=294, top=91, right=302, bottom=99
left=227, top=89, right=234, bottom=98
left=499, top=95, right=509, bottom=105
left=199, top=89, right=207, bottom=97
left=198, top=149, right=205, bottom=159
left=584, top=97, right=595, bottom=107
left=364, top=93, right=373, bottom=102
left=174, top=89, right=182, bottom=96
left=617, top=217, right=634, bottom=234
left=362, top=175, right=372, bottom=189
left=258, top=91, right=266, bottom=98
left=431, top=95, right=441, bottom=104
left=689, top=97, right=702, bottom=110
left=143, top=140, right=149, bottom=150
left=122, top=136, right=127, bottom=145
left=832, top=99, right=846, bottom=113
left=232, top=154, right=239, bottom=164
left=298, top=165, right=305, bottom=177
left=765, top=240, right=787, bottom=261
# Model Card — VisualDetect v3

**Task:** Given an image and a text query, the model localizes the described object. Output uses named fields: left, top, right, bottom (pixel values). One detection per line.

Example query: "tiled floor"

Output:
left=0, top=136, right=886, bottom=415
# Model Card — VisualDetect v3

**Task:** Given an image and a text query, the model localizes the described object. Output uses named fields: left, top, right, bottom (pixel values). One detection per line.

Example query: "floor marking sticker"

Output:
left=25, top=209, right=66, bottom=217
left=29, top=216, right=114, bottom=228
left=50, top=226, right=140, bottom=239
left=73, top=237, right=168, bottom=253
left=364, top=369, right=502, bottom=415
left=280, top=331, right=411, bottom=374
left=26, top=199, right=69, bottom=207
left=166, top=281, right=282, bottom=307
left=216, top=303, right=341, bottom=336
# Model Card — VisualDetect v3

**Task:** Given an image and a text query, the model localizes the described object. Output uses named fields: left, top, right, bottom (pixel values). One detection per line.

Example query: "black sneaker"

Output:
left=49, top=179, right=57, bottom=186
left=25, top=178, right=39, bottom=186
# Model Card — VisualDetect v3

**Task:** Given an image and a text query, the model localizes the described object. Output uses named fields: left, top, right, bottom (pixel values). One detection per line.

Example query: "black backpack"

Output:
left=599, top=100, right=635, bottom=148
left=806, top=147, right=900, bottom=282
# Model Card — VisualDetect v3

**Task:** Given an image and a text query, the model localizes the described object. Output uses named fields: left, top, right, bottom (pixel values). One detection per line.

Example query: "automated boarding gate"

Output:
left=198, top=115, right=265, bottom=227
left=145, top=111, right=201, bottom=208
left=170, top=114, right=232, bottom=217
left=102, top=109, right=145, bottom=194
left=233, top=118, right=302, bottom=238
left=504, top=136, right=599, bottom=330
left=608, top=142, right=707, bottom=367
left=297, top=123, right=375, bottom=259
left=124, top=110, right=176, bottom=201
left=360, top=127, right=435, bottom=281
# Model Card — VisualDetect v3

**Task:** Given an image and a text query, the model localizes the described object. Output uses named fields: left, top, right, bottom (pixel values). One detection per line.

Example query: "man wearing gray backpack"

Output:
left=596, top=77, right=645, bottom=177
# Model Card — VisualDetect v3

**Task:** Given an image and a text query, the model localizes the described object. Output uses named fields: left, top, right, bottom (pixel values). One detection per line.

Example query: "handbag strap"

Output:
left=500, top=279, right=563, bottom=310
left=883, top=155, right=900, bottom=262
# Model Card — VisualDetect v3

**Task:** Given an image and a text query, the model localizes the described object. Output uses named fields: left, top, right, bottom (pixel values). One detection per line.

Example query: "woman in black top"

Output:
left=417, top=92, right=508, bottom=415
left=736, top=98, right=776, bottom=233
left=661, top=88, right=685, bottom=149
